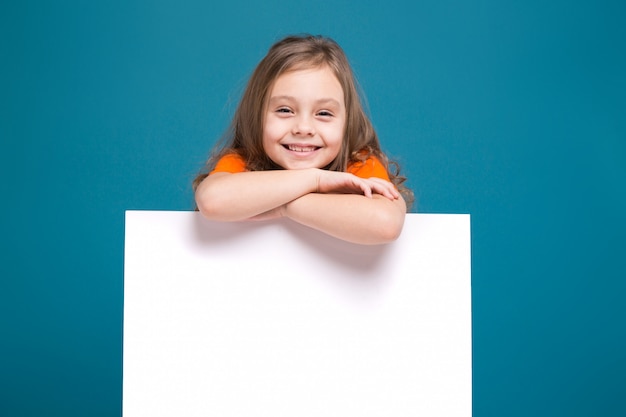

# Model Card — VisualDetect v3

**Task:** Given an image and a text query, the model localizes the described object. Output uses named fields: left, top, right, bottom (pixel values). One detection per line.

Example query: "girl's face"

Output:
left=263, top=65, right=346, bottom=170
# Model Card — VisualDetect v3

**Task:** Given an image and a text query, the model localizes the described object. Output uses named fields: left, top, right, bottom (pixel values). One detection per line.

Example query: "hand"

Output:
left=316, top=170, right=399, bottom=201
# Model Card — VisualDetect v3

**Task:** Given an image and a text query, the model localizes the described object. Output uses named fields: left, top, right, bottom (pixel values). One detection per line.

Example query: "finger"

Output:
left=376, top=184, right=398, bottom=200
left=368, top=178, right=400, bottom=199
left=355, top=178, right=373, bottom=198
left=367, top=181, right=396, bottom=200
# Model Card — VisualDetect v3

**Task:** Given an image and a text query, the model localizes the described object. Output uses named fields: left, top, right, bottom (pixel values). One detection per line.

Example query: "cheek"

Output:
left=262, top=117, right=283, bottom=141
left=323, top=124, right=345, bottom=149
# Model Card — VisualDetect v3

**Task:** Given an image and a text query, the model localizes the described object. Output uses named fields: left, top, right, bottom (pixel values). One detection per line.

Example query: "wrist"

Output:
left=305, top=168, right=321, bottom=194
left=278, top=203, right=288, bottom=218
left=282, top=194, right=307, bottom=219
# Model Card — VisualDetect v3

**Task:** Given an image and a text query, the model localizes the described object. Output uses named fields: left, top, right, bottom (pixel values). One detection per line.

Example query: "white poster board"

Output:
left=123, top=211, right=472, bottom=416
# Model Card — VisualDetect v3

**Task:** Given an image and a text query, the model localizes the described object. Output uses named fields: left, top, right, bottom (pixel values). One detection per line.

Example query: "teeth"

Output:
left=287, top=145, right=317, bottom=152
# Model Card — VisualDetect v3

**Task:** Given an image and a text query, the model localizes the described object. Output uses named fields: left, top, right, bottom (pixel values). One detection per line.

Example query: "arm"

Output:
left=195, top=168, right=406, bottom=244
left=284, top=192, right=406, bottom=245
left=195, top=168, right=397, bottom=222
left=195, top=169, right=318, bottom=221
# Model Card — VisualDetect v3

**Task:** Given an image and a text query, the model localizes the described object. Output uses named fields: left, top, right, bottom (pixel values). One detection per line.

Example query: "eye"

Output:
left=276, top=107, right=293, bottom=114
left=317, top=110, right=334, bottom=117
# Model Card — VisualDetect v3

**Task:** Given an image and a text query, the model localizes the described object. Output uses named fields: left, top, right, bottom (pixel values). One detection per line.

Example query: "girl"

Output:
left=193, top=35, right=412, bottom=245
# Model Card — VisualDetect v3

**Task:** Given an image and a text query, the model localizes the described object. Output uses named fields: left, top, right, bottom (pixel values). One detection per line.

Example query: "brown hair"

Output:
left=193, top=34, right=413, bottom=206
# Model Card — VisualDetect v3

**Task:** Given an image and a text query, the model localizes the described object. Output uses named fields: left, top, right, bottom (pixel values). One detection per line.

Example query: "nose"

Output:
left=292, top=115, right=315, bottom=136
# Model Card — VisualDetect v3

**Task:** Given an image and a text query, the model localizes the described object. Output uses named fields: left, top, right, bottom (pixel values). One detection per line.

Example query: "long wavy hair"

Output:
left=193, top=34, right=413, bottom=206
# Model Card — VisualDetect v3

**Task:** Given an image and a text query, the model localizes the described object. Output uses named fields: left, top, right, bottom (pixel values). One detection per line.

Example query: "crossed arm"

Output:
left=194, top=168, right=406, bottom=245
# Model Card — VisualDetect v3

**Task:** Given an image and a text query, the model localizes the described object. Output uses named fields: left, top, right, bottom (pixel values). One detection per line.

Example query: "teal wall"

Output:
left=2, top=1, right=624, bottom=416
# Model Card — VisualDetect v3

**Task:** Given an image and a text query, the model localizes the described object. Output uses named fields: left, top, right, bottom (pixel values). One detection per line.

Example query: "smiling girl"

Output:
left=193, top=35, right=412, bottom=245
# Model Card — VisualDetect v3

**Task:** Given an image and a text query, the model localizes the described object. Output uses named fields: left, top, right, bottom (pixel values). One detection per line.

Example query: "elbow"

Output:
left=195, top=193, right=216, bottom=219
left=195, top=188, right=231, bottom=221
left=369, top=209, right=406, bottom=244
left=370, top=197, right=407, bottom=244
left=194, top=173, right=246, bottom=221
left=378, top=214, right=405, bottom=243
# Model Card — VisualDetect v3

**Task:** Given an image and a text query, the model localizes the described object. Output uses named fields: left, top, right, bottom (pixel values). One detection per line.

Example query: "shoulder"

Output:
left=210, top=153, right=247, bottom=174
left=347, top=155, right=390, bottom=181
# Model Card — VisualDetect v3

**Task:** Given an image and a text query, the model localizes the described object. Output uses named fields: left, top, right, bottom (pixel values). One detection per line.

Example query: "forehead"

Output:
left=269, top=66, right=344, bottom=100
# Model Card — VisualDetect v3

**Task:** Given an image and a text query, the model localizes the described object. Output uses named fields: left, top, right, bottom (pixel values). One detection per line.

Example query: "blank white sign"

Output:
left=123, top=211, right=471, bottom=417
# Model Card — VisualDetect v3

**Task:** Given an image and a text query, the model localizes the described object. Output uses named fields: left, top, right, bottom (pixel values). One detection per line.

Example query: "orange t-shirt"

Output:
left=210, top=153, right=390, bottom=181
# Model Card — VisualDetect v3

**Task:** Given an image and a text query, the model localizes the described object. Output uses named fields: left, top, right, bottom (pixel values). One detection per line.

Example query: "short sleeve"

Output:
left=210, top=153, right=247, bottom=174
left=347, top=156, right=390, bottom=181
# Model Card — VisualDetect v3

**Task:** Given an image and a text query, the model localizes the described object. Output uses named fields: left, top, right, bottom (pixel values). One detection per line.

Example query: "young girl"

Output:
left=193, top=35, right=412, bottom=245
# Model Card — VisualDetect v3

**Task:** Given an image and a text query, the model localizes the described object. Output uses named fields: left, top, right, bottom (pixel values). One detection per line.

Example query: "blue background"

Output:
left=1, top=1, right=625, bottom=416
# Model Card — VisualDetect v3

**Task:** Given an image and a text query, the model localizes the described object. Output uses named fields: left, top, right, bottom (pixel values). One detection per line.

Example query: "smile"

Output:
left=283, top=144, right=320, bottom=152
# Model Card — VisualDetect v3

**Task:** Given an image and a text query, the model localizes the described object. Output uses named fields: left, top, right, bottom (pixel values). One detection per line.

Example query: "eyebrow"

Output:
left=268, top=95, right=342, bottom=107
